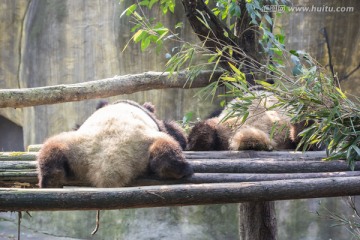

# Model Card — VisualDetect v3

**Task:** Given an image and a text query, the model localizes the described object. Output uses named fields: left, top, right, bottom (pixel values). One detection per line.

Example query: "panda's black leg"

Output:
left=163, top=121, right=187, bottom=150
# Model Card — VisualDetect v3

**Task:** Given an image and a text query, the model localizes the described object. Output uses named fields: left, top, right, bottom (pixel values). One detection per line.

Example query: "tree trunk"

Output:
left=239, top=202, right=277, bottom=240
left=180, top=0, right=260, bottom=84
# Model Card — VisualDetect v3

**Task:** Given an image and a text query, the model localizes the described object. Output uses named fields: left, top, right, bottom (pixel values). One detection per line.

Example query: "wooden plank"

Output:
left=134, top=171, right=360, bottom=185
left=184, top=151, right=327, bottom=160
left=0, top=159, right=354, bottom=174
left=190, top=160, right=356, bottom=173
left=1, top=176, right=360, bottom=211
left=3, top=171, right=360, bottom=187
left=0, top=152, right=37, bottom=161
left=2, top=171, right=360, bottom=187
left=24, top=148, right=329, bottom=160
left=0, top=172, right=37, bottom=177
left=0, top=161, right=37, bottom=170
left=27, top=145, right=42, bottom=152
left=24, top=147, right=328, bottom=160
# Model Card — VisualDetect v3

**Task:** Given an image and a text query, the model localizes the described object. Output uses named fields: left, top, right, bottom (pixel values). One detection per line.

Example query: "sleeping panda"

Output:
left=187, top=91, right=304, bottom=151
left=37, top=100, right=193, bottom=188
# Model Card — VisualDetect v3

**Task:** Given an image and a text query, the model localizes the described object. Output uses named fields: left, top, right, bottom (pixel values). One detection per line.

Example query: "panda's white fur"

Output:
left=187, top=91, right=296, bottom=151
left=37, top=101, right=192, bottom=188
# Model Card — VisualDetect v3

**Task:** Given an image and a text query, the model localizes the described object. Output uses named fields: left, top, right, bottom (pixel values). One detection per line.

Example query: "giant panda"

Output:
left=37, top=100, right=193, bottom=188
left=187, top=91, right=305, bottom=151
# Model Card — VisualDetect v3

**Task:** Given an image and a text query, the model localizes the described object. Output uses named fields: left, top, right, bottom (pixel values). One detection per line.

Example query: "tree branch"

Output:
left=340, top=63, right=360, bottom=82
left=321, top=27, right=336, bottom=83
left=0, top=71, right=221, bottom=108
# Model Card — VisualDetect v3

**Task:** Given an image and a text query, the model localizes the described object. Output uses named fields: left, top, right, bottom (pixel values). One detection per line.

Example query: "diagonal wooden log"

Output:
left=0, top=71, right=221, bottom=108
left=1, top=176, right=360, bottom=211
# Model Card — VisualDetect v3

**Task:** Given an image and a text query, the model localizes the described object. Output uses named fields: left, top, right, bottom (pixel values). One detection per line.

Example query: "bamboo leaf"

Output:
left=335, top=87, right=347, bottom=99
left=133, top=30, right=145, bottom=43
left=120, top=4, right=137, bottom=18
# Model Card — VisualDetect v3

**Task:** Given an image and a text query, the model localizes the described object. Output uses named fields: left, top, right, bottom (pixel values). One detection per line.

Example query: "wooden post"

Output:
left=239, top=202, right=277, bottom=240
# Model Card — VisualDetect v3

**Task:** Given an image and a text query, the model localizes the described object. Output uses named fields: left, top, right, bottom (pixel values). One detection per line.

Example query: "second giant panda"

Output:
left=37, top=100, right=193, bottom=188
left=187, top=91, right=304, bottom=151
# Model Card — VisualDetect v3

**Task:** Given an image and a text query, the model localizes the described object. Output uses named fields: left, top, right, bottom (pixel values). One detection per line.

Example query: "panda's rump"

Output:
left=77, top=102, right=160, bottom=187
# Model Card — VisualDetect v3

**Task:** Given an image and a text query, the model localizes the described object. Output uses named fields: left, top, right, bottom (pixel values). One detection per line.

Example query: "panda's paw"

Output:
left=229, top=127, right=275, bottom=151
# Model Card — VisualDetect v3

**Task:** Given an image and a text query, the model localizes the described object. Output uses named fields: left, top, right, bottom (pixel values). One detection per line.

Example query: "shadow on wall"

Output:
left=0, top=116, right=24, bottom=151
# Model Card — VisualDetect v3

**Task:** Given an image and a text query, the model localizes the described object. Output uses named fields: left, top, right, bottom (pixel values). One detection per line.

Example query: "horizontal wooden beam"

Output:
left=2, top=159, right=354, bottom=175
left=25, top=146, right=327, bottom=160
left=184, top=151, right=326, bottom=160
left=2, top=171, right=360, bottom=186
left=135, top=171, right=360, bottom=185
left=0, top=152, right=38, bottom=161
left=190, top=159, right=358, bottom=173
left=0, top=71, right=221, bottom=108
left=1, top=176, right=360, bottom=211
left=0, top=150, right=328, bottom=161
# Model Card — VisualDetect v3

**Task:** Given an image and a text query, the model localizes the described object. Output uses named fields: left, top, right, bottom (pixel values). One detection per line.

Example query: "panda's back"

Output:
left=74, top=101, right=161, bottom=187
left=78, top=101, right=159, bottom=134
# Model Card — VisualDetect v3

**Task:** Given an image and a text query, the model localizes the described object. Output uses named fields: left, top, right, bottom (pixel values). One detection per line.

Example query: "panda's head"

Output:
left=37, top=137, right=74, bottom=188
left=149, top=135, right=193, bottom=179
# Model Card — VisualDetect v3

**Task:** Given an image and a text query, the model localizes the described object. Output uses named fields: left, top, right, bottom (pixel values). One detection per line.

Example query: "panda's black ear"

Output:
left=96, top=100, right=109, bottom=110
left=143, top=102, right=156, bottom=113
left=149, top=137, right=193, bottom=179
left=163, top=121, right=187, bottom=150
